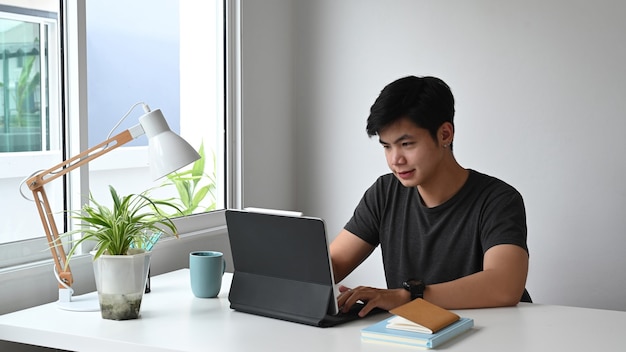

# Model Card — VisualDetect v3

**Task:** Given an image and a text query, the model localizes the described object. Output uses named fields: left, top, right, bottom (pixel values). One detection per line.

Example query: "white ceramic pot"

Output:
left=91, top=249, right=151, bottom=320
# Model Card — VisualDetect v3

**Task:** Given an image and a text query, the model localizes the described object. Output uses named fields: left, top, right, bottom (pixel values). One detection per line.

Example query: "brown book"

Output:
left=388, top=298, right=460, bottom=334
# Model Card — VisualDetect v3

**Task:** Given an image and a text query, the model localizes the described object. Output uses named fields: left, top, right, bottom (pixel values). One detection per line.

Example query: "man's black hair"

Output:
left=366, top=76, right=455, bottom=147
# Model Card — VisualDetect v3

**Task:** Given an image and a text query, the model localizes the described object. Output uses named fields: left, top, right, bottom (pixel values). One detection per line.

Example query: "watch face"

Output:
left=404, top=279, right=424, bottom=289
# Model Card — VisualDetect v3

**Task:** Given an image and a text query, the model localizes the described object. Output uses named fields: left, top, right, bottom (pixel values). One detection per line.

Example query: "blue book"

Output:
left=361, top=316, right=474, bottom=349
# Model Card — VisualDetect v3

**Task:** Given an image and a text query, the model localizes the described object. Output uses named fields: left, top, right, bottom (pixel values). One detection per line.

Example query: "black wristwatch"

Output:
left=403, top=279, right=426, bottom=300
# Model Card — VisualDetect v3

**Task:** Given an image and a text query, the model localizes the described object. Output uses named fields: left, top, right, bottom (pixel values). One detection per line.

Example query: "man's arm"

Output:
left=329, top=229, right=375, bottom=283
left=424, top=244, right=529, bottom=309
left=332, top=230, right=529, bottom=315
left=330, top=230, right=412, bottom=316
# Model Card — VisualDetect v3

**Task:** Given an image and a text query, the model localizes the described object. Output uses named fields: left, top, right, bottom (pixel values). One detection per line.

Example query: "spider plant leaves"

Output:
left=60, top=185, right=182, bottom=269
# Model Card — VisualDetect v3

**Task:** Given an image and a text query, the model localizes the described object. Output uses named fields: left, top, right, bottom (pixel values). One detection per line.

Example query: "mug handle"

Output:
left=222, top=258, right=226, bottom=274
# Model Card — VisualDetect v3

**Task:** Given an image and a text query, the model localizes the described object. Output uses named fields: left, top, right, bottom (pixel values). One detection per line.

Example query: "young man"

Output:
left=330, top=76, right=530, bottom=317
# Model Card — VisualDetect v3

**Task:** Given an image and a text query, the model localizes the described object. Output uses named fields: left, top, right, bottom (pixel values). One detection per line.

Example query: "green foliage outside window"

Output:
left=158, top=142, right=217, bottom=216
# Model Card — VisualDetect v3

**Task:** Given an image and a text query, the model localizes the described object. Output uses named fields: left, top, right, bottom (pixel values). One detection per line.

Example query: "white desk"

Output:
left=1, top=269, right=625, bottom=352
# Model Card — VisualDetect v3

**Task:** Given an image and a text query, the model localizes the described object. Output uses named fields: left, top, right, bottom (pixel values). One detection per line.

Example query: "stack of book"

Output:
left=361, top=298, right=474, bottom=349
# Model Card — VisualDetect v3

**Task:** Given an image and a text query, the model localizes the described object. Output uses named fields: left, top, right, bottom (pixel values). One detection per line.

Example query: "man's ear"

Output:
left=439, top=122, right=454, bottom=145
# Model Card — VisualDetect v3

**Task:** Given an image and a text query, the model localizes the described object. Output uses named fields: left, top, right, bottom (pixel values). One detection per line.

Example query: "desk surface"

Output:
left=1, top=269, right=625, bottom=351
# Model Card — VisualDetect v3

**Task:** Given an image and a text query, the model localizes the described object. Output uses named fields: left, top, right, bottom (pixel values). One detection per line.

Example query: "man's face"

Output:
left=378, top=117, right=445, bottom=188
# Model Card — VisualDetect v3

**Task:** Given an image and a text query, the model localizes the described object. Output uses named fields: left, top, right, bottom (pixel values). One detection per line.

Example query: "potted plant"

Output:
left=63, top=185, right=182, bottom=320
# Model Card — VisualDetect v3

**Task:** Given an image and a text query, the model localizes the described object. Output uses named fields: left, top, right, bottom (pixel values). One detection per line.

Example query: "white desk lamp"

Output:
left=23, top=103, right=200, bottom=311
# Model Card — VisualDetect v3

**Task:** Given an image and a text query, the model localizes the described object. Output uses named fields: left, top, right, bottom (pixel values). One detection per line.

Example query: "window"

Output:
left=83, top=0, right=226, bottom=216
left=0, top=15, right=55, bottom=153
left=0, top=0, right=231, bottom=269
left=0, top=1, right=62, bottom=267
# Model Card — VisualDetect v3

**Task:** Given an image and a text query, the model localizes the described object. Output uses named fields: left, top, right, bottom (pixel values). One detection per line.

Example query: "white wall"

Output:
left=286, top=0, right=626, bottom=311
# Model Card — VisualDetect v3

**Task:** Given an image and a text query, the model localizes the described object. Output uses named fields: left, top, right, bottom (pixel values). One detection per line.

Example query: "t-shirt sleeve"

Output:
left=480, top=185, right=528, bottom=254
left=344, top=177, right=387, bottom=247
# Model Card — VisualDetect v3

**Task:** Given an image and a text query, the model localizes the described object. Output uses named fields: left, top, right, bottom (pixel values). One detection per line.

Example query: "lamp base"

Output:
left=57, top=292, right=100, bottom=312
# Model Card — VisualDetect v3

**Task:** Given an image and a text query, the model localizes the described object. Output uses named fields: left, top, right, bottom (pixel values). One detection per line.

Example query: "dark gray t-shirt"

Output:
left=345, top=169, right=530, bottom=301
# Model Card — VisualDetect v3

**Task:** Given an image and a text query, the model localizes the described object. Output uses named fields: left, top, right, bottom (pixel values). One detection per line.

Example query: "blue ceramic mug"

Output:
left=189, top=251, right=226, bottom=298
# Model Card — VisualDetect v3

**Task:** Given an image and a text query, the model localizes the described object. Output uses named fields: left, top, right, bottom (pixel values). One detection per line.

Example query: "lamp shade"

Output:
left=139, top=109, right=201, bottom=180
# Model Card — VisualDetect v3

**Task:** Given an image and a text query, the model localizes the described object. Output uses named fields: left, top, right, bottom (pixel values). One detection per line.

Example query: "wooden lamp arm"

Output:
left=25, top=129, right=135, bottom=288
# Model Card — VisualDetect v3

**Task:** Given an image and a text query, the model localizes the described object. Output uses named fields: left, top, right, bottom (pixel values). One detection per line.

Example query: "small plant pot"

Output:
left=92, top=249, right=152, bottom=320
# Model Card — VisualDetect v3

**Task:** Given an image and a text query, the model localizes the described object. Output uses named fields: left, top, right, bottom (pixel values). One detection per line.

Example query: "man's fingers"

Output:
left=338, top=285, right=352, bottom=293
